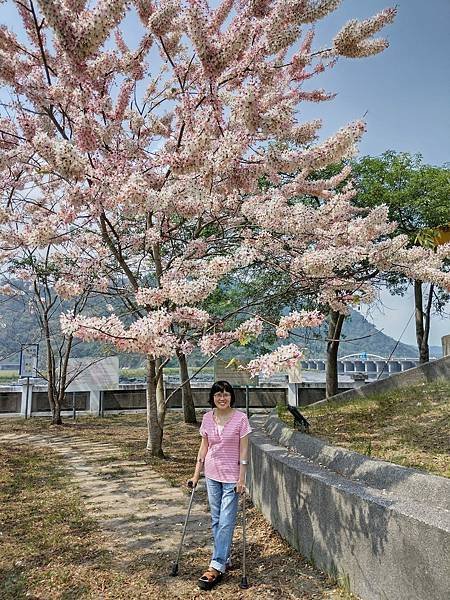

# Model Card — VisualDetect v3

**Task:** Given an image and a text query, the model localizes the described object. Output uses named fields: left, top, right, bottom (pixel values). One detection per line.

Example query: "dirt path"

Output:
left=0, top=430, right=343, bottom=599
left=0, top=432, right=210, bottom=560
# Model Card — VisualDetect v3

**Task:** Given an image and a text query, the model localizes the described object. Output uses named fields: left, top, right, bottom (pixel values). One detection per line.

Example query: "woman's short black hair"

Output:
left=208, top=380, right=235, bottom=407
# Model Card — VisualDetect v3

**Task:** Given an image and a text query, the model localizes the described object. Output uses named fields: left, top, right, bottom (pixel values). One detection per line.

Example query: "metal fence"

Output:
left=0, top=391, right=21, bottom=413
left=31, top=391, right=90, bottom=412
left=103, top=386, right=287, bottom=410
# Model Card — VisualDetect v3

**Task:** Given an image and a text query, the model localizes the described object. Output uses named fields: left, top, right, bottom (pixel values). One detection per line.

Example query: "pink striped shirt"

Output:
left=200, top=409, right=252, bottom=483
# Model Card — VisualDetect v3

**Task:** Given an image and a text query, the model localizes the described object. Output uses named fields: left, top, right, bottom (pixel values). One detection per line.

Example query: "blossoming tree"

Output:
left=352, top=152, right=450, bottom=363
left=0, top=215, right=109, bottom=423
left=240, top=162, right=450, bottom=393
left=2, top=0, right=449, bottom=454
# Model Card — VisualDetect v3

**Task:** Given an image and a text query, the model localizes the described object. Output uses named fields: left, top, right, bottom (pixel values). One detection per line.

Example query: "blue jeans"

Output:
left=205, top=477, right=239, bottom=573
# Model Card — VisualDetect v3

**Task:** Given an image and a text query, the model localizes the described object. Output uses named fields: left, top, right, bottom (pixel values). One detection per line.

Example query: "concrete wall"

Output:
left=317, top=354, right=450, bottom=405
left=296, top=384, right=353, bottom=406
left=247, top=413, right=450, bottom=600
left=0, top=389, right=21, bottom=413
left=102, top=386, right=287, bottom=410
left=443, top=335, right=450, bottom=356
left=0, top=384, right=287, bottom=415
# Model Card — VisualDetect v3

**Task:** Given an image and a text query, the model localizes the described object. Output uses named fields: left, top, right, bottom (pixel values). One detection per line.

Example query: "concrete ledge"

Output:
left=248, top=413, right=450, bottom=600
left=263, top=414, right=450, bottom=511
left=317, top=355, right=450, bottom=405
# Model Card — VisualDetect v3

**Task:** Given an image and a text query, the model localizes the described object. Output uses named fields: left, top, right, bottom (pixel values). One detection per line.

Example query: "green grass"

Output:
left=280, top=379, right=450, bottom=477
left=119, top=366, right=214, bottom=378
left=0, top=370, right=18, bottom=384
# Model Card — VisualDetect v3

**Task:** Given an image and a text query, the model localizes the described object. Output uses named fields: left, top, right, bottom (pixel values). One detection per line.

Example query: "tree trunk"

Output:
left=47, top=380, right=59, bottom=424
left=177, top=350, right=197, bottom=424
left=326, top=310, right=345, bottom=399
left=43, top=311, right=64, bottom=425
left=155, top=357, right=167, bottom=433
left=414, top=280, right=431, bottom=364
left=47, top=369, right=64, bottom=425
left=51, top=397, right=62, bottom=425
left=146, top=356, right=164, bottom=457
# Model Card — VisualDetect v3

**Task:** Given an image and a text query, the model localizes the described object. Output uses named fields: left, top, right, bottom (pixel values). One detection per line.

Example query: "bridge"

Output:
left=300, top=353, right=420, bottom=377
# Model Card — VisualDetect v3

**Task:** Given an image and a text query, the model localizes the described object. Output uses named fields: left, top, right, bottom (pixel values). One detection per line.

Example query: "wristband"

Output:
left=239, top=460, right=248, bottom=465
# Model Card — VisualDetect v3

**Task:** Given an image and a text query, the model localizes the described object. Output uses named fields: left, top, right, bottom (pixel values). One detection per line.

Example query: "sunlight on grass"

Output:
left=280, top=380, right=450, bottom=477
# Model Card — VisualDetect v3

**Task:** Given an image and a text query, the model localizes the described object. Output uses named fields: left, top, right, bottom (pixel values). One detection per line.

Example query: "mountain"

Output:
left=338, top=310, right=424, bottom=358
left=0, top=292, right=115, bottom=366
left=272, top=308, right=424, bottom=360
left=430, top=345, right=445, bottom=358
left=276, top=309, right=445, bottom=360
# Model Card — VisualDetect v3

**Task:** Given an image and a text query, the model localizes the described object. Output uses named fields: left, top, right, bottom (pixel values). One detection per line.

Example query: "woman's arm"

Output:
left=236, top=434, right=249, bottom=494
left=189, top=436, right=208, bottom=487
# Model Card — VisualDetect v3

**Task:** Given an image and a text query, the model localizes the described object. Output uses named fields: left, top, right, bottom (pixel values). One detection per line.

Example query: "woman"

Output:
left=189, top=380, right=252, bottom=591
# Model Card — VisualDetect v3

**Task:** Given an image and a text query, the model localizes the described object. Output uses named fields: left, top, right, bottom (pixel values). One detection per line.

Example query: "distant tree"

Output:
left=0, top=253, right=94, bottom=425
left=353, top=152, right=450, bottom=363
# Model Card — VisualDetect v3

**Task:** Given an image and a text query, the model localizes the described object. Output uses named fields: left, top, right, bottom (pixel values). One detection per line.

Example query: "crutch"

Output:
left=239, top=489, right=249, bottom=589
left=170, top=480, right=196, bottom=576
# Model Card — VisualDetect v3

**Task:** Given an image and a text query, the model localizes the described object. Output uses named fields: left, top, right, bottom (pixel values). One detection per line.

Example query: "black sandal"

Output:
left=198, top=568, right=223, bottom=591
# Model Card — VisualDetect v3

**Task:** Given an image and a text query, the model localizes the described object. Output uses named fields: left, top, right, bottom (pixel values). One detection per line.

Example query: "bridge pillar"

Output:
left=375, top=361, right=388, bottom=377
left=343, top=361, right=355, bottom=373
left=365, top=360, right=377, bottom=376
left=400, top=360, right=416, bottom=371
left=388, top=361, right=401, bottom=373
left=354, top=360, right=365, bottom=372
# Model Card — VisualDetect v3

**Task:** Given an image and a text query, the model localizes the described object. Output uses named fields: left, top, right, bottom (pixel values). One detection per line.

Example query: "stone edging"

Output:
left=315, top=355, right=450, bottom=406
left=247, top=412, right=450, bottom=600
left=261, top=413, right=450, bottom=511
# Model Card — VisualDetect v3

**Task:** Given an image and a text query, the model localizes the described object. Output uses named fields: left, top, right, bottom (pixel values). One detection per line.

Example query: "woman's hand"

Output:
left=187, top=475, right=199, bottom=488
left=235, top=479, right=246, bottom=494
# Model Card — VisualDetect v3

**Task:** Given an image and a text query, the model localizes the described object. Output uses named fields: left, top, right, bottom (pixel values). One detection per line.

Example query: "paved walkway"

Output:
left=0, top=432, right=211, bottom=560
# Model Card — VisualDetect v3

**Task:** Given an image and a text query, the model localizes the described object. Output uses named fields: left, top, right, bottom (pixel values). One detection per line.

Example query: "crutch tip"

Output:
left=170, top=563, right=179, bottom=576
left=239, top=576, right=250, bottom=589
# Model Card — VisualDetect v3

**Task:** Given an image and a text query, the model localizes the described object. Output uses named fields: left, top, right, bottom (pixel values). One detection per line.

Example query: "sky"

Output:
left=302, top=0, right=450, bottom=348
left=1, top=0, right=449, bottom=350
left=300, top=0, right=450, bottom=166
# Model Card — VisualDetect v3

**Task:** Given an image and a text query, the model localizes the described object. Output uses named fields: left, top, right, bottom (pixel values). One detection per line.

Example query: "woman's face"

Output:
left=213, top=390, right=232, bottom=409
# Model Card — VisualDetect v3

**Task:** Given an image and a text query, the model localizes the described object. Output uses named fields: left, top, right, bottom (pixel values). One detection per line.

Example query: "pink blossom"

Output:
left=135, top=287, right=167, bottom=307
left=334, top=8, right=397, bottom=58
left=276, top=310, right=325, bottom=338
left=5, top=0, right=446, bottom=373
left=200, top=332, right=237, bottom=355
left=235, top=317, right=264, bottom=342
left=0, top=283, right=16, bottom=296
left=244, top=344, right=305, bottom=377
left=173, top=306, right=210, bottom=327
left=61, top=309, right=178, bottom=357
left=54, top=279, right=84, bottom=299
